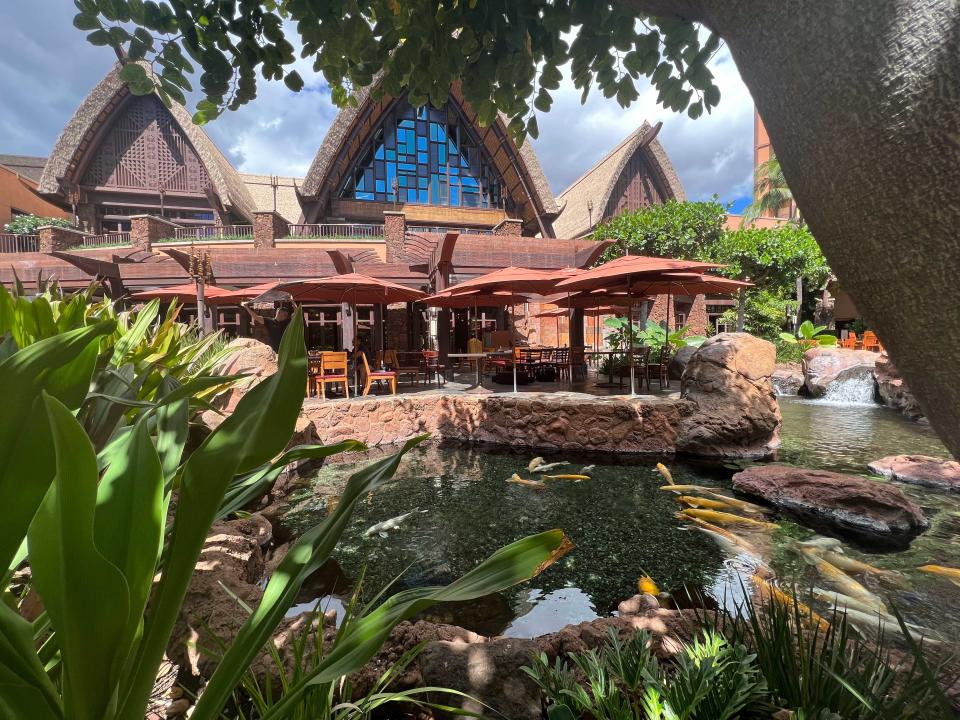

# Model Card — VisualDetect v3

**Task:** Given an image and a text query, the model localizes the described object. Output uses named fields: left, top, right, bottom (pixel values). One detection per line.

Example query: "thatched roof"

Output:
left=38, top=62, right=256, bottom=221
left=0, top=155, right=47, bottom=183
left=240, top=174, right=304, bottom=224
left=552, top=122, right=685, bottom=239
left=301, top=78, right=558, bottom=228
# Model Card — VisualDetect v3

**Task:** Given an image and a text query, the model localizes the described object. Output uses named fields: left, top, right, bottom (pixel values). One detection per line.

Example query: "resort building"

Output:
left=0, top=62, right=693, bottom=351
left=0, top=155, right=70, bottom=235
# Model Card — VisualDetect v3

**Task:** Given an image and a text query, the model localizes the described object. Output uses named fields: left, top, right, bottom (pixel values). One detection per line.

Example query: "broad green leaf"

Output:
left=118, top=311, right=307, bottom=719
left=0, top=601, right=62, bottom=720
left=28, top=394, right=130, bottom=720
left=256, top=529, right=572, bottom=720
left=94, top=415, right=164, bottom=673
left=110, top=298, right=159, bottom=365
left=155, top=375, right=188, bottom=482
left=0, top=320, right=115, bottom=571
left=194, top=436, right=419, bottom=718
left=217, top=440, right=364, bottom=521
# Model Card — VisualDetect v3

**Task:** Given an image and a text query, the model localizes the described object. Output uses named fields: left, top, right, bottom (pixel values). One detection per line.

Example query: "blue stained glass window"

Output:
left=339, top=95, right=506, bottom=209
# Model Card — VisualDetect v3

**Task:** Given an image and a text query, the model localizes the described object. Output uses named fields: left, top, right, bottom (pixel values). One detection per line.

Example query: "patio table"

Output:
left=447, top=352, right=487, bottom=386
left=585, top=350, right=625, bottom=387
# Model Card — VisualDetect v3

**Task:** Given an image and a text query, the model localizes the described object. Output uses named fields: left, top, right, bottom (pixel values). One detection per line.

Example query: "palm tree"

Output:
left=743, top=153, right=799, bottom=225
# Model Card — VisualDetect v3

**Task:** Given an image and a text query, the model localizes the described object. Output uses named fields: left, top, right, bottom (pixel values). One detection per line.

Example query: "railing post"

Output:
left=492, top=218, right=523, bottom=236
left=253, top=212, right=288, bottom=249
left=130, top=214, right=183, bottom=251
left=38, top=225, right=86, bottom=253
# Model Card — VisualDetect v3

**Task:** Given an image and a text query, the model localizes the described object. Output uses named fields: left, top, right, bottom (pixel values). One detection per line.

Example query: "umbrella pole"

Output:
left=512, top=297, right=518, bottom=394
left=629, top=278, right=636, bottom=397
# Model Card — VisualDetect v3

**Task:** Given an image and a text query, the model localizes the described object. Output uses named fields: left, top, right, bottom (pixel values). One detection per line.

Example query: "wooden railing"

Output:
left=408, top=225, right=493, bottom=235
left=170, top=225, right=254, bottom=242
left=284, top=223, right=384, bottom=240
left=0, top=234, right=39, bottom=253
left=81, top=232, right=131, bottom=248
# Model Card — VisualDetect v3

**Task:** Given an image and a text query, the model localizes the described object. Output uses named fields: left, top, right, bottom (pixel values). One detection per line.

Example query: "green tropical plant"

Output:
left=0, top=288, right=572, bottom=720
left=523, top=626, right=767, bottom=720
left=780, top=319, right=837, bottom=348
left=742, top=154, right=797, bottom=225
left=3, top=214, right=72, bottom=235
left=709, top=588, right=957, bottom=719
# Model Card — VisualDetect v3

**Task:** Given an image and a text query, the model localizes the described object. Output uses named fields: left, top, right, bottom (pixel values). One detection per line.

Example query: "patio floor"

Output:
left=331, top=366, right=680, bottom=400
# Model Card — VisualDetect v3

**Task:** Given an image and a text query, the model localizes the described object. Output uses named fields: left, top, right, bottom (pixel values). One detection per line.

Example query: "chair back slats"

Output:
left=321, top=351, right=348, bottom=375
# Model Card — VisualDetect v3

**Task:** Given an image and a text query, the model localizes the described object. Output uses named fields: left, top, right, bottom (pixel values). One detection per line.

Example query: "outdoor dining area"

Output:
left=128, top=254, right=752, bottom=399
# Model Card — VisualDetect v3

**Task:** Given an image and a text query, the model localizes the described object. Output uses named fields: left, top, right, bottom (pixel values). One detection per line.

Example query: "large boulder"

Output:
left=677, top=333, right=782, bottom=458
left=732, top=464, right=928, bottom=547
left=868, top=454, right=960, bottom=492
left=669, top=344, right=698, bottom=380
left=772, top=362, right=804, bottom=396
left=802, top=347, right=878, bottom=399
left=202, top=338, right=278, bottom=428
left=874, top=352, right=925, bottom=420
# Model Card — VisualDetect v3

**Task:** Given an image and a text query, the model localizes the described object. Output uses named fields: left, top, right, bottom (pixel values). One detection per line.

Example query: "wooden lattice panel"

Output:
left=82, top=95, right=211, bottom=194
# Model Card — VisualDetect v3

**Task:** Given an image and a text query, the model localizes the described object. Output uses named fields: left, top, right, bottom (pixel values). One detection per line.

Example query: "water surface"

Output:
left=278, top=397, right=960, bottom=643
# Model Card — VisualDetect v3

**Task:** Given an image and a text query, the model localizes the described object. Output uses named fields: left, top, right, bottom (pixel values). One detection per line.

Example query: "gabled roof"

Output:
left=38, top=62, right=256, bottom=221
left=552, top=121, right=685, bottom=239
left=240, top=174, right=304, bottom=224
left=301, top=78, right=559, bottom=231
left=0, top=155, right=47, bottom=183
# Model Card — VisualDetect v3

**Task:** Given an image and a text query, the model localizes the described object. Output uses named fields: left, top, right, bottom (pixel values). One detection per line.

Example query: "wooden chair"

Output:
left=862, top=330, right=882, bottom=352
left=317, top=351, right=350, bottom=399
left=646, top=345, right=672, bottom=390
left=358, top=351, right=397, bottom=396
left=307, top=354, right=322, bottom=397
left=617, top=346, right=651, bottom=389
left=388, top=350, right=420, bottom=385
left=551, top=347, right=570, bottom=381
left=421, top=350, right=446, bottom=386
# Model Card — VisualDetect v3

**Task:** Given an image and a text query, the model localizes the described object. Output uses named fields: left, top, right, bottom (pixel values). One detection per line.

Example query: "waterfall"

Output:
left=816, top=374, right=877, bottom=405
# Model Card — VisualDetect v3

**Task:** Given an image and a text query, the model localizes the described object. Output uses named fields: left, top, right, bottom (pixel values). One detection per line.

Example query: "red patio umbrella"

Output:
left=555, top=257, right=727, bottom=396
left=443, top=267, right=582, bottom=392
left=273, top=273, right=426, bottom=393
left=129, top=282, right=231, bottom=303
left=209, top=281, right=286, bottom=305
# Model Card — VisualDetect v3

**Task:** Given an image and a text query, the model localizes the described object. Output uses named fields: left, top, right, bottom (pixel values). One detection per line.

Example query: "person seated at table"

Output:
left=243, top=301, right=292, bottom=351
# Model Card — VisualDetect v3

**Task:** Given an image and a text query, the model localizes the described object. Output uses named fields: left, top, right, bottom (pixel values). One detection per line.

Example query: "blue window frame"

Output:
left=339, top=96, right=506, bottom=210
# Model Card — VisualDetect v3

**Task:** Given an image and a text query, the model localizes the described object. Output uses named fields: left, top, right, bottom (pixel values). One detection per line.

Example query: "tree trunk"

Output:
left=631, top=0, right=960, bottom=457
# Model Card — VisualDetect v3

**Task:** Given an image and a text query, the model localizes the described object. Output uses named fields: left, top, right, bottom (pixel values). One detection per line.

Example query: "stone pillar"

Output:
left=130, top=214, right=182, bottom=252
left=253, top=211, right=289, bottom=249
left=686, top=294, right=710, bottom=335
left=492, top=218, right=523, bottom=236
left=384, top=210, right=406, bottom=262
left=38, top=225, right=86, bottom=253
left=75, top=203, right=97, bottom=232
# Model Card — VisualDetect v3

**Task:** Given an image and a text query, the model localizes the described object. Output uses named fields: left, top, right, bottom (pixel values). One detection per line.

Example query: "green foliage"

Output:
left=3, top=214, right=71, bottom=235
left=719, top=289, right=792, bottom=341
left=594, top=199, right=728, bottom=262
left=523, top=626, right=767, bottom=719
left=710, top=224, right=830, bottom=297
left=709, top=589, right=957, bottom=719
left=780, top=319, right=837, bottom=348
left=73, top=1, right=721, bottom=142
left=742, top=154, right=796, bottom=225
left=0, top=285, right=570, bottom=720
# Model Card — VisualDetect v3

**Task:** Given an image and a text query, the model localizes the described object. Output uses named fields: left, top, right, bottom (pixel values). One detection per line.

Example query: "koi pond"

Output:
left=277, top=397, right=960, bottom=645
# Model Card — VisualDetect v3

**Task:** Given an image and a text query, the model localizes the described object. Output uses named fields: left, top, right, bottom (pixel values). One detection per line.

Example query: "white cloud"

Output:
left=1, top=3, right=754, bottom=205
left=531, top=44, right=755, bottom=206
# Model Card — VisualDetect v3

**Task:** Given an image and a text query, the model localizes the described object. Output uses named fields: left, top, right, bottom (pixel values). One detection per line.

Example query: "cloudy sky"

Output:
left=0, top=2, right=756, bottom=211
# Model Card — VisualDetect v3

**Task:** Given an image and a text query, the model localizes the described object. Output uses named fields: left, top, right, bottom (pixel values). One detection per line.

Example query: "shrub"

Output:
left=3, top=213, right=72, bottom=234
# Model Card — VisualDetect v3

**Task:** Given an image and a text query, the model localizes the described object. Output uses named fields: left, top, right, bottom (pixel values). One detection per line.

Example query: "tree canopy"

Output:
left=72, top=0, right=722, bottom=140
left=596, top=198, right=728, bottom=261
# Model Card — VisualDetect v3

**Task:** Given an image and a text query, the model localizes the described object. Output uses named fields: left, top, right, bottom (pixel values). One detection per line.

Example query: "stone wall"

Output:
left=130, top=214, right=182, bottom=251
left=300, top=392, right=690, bottom=454
left=384, top=304, right=410, bottom=351
left=38, top=225, right=86, bottom=252
left=492, top=218, right=523, bottom=236
left=253, top=211, right=289, bottom=249
left=383, top=210, right=406, bottom=261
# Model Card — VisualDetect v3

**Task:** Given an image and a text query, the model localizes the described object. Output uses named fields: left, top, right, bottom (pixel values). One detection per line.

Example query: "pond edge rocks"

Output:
left=732, top=464, right=929, bottom=548
left=868, top=454, right=960, bottom=492
left=296, top=333, right=782, bottom=459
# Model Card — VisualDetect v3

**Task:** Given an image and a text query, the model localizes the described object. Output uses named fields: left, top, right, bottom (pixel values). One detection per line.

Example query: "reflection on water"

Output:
left=277, top=398, right=960, bottom=644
